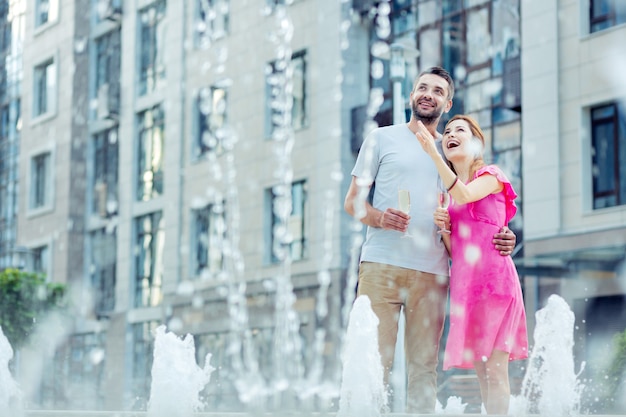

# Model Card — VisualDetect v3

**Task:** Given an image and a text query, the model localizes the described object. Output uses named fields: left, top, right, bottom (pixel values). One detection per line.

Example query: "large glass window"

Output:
left=94, top=30, right=121, bottom=120
left=590, top=0, right=626, bottom=33
left=131, top=321, right=159, bottom=409
left=138, top=0, right=166, bottom=96
left=90, top=228, right=116, bottom=317
left=64, top=332, right=106, bottom=409
left=0, top=0, right=20, bottom=270
left=30, top=151, right=51, bottom=209
left=137, top=105, right=164, bottom=201
left=196, top=0, right=229, bottom=48
left=192, top=202, right=226, bottom=278
left=265, top=50, right=307, bottom=138
left=194, top=332, right=230, bottom=408
left=33, top=59, right=56, bottom=117
left=92, top=129, right=118, bottom=217
left=194, top=85, right=227, bottom=157
left=0, top=2, right=11, bottom=55
left=268, top=180, right=306, bottom=263
left=134, top=211, right=164, bottom=307
left=591, top=103, right=626, bottom=209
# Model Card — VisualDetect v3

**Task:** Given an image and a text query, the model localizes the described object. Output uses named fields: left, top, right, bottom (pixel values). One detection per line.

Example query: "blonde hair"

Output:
left=444, top=114, right=486, bottom=179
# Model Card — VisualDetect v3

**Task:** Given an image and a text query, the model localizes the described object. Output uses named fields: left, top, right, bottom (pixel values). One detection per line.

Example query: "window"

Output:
left=137, top=105, right=164, bottom=201
left=192, top=202, right=226, bottom=278
left=64, top=333, right=106, bottom=409
left=95, top=0, right=122, bottom=22
left=0, top=2, right=11, bottom=55
left=30, top=151, right=52, bottom=210
left=291, top=52, right=306, bottom=130
left=265, top=50, right=307, bottom=138
left=196, top=0, right=229, bottom=48
left=134, top=211, right=164, bottom=307
left=32, top=245, right=49, bottom=275
left=35, top=0, right=58, bottom=28
left=138, top=0, right=166, bottom=96
left=590, top=0, right=626, bottom=33
left=268, top=180, right=306, bottom=263
left=0, top=99, right=19, bottom=269
left=591, top=103, right=626, bottom=209
left=194, top=332, right=229, bottom=408
left=90, top=228, right=116, bottom=317
left=94, top=30, right=121, bottom=120
left=33, top=59, right=56, bottom=117
left=391, top=0, right=417, bottom=36
left=92, top=129, right=118, bottom=217
left=194, top=85, right=227, bottom=157
left=131, top=321, right=159, bottom=408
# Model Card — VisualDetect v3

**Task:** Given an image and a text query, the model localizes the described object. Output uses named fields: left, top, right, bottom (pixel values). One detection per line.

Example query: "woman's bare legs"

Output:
left=474, top=350, right=511, bottom=415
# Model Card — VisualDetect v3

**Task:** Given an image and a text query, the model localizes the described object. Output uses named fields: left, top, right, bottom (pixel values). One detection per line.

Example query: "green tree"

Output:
left=604, top=329, right=626, bottom=410
left=0, top=268, right=66, bottom=350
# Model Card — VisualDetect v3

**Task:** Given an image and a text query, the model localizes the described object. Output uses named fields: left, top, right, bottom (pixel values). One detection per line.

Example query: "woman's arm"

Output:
left=415, top=121, right=502, bottom=204
left=454, top=174, right=503, bottom=204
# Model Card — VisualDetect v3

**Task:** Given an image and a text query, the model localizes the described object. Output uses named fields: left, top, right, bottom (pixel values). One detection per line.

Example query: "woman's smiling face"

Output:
left=442, top=119, right=471, bottom=159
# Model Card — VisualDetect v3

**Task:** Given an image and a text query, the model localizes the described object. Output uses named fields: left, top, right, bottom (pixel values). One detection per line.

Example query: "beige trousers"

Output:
left=357, top=261, right=449, bottom=414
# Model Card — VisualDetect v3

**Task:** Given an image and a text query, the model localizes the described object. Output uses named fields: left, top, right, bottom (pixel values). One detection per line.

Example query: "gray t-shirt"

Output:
left=351, top=123, right=450, bottom=276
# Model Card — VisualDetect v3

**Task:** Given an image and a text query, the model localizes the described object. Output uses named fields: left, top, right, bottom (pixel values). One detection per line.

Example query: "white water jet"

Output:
left=518, top=294, right=583, bottom=416
left=337, top=295, right=387, bottom=417
left=147, top=325, right=214, bottom=417
left=437, top=396, right=468, bottom=414
left=0, top=326, right=21, bottom=414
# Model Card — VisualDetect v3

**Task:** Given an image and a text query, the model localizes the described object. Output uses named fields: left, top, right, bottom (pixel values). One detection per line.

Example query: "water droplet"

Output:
left=370, top=60, right=384, bottom=79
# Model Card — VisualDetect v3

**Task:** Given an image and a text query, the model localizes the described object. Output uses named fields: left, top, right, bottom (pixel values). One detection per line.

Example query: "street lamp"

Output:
left=389, top=42, right=420, bottom=125
left=387, top=41, right=420, bottom=413
left=390, top=43, right=406, bottom=125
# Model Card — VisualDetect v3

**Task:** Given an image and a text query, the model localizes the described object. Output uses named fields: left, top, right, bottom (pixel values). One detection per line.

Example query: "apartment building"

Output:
left=520, top=0, right=626, bottom=412
left=14, top=0, right=366, bottom=411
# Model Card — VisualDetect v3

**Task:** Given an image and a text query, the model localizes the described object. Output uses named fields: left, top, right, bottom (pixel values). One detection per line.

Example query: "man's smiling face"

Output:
left=410, top=73, right=453, bottom=124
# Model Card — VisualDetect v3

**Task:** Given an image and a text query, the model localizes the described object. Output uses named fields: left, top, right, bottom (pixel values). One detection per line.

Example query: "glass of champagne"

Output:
left=398, top=188, right=411, bottom=237
left=437, top=190, right=451, bottom=234
left=437, top=178, right=451, bottom=234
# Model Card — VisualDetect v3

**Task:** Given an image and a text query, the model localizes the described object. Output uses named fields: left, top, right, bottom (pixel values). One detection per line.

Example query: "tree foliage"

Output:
left=0, top=268, right=66, bottom=350
left=606, top=330, right=626, bottom=402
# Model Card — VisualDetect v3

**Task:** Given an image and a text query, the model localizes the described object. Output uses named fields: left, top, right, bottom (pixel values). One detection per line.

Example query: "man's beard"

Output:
left=411, top=101, right=443, bottom=125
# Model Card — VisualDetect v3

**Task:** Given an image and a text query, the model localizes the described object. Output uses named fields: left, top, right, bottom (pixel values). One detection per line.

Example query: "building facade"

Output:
left=15, top=0, right=364, bottom=411
left=520, top=0, right=626, bottom=412
left=5, top=0, right=626, bottom=413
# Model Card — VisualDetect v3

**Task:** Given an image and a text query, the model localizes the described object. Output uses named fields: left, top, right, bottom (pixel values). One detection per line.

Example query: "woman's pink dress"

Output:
left=443, top=165, right=528, bottom=370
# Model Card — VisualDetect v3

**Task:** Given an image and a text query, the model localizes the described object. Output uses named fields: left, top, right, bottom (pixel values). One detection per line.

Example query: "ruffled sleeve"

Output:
left=474, top=165, right=518, bottom=224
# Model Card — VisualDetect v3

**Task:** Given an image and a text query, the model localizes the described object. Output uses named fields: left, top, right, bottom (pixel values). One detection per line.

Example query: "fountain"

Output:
left=2, top=291, right=626, bottom=417
left=336, top=295, right=387, bottom=417
left=516, top=294, right=584, bottom=416
left=146, top=325, right=214, bottom=417
left=0, top=326, right=22, bottom=415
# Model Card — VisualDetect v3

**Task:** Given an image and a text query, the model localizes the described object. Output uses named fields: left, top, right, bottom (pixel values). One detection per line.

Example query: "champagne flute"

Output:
left=437, top=179, right=451, bottom=234
left=398, top=188, right=411, bottom=237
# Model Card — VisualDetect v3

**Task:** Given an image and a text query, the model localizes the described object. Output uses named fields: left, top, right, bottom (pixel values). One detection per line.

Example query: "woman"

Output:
left=415, top=115, right=528, bottom=415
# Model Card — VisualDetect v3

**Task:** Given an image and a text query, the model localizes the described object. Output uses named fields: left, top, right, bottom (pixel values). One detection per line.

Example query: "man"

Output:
left=344, top=66, right=516, bottom=413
